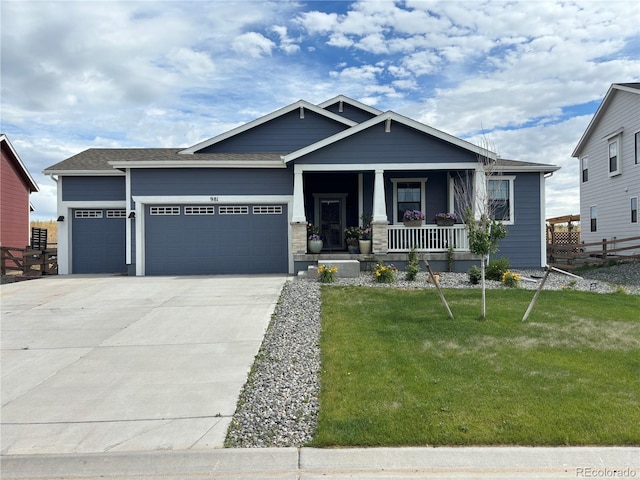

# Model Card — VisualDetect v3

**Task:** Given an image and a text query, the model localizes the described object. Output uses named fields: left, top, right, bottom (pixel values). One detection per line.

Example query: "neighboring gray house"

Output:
left=44, top=95, right=558, bottom=276
left=572, top=83, right=640, bottom=255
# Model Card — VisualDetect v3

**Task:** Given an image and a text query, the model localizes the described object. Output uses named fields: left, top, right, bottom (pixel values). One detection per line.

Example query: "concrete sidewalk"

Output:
left=1, top=446, right=638, bottom=479
left=1, top=275, right=287, bottom=455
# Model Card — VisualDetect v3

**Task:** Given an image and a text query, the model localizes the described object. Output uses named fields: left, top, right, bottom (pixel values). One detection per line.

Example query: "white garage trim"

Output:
left=131, top=195, right=293, bottom=276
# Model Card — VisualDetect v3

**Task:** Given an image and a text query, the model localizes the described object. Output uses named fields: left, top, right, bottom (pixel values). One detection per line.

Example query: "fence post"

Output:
left=602, top=238, right=607, bottom=261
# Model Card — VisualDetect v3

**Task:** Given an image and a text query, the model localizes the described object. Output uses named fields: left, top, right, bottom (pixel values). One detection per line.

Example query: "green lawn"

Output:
left=311, top=287, right=640, bottom=446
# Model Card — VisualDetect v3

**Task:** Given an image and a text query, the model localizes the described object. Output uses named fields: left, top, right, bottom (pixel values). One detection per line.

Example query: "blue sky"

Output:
left=1, top=0, right=639, bottom=220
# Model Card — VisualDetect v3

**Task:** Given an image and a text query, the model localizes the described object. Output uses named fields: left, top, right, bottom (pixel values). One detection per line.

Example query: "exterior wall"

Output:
left=322, top=102, right=377, bottom=123
left=295, top=123, right=477, bottom=165
left=131, top=167, right=293, bottom=196
left=494, top=172, right=543, bottom=268
left=0, top=147, right=30, bottom=247
left=197, top=110, right=349, bottom=153
left=578, top=89, right=640, bottom=248
left=62, top=176, right=126, bottom=201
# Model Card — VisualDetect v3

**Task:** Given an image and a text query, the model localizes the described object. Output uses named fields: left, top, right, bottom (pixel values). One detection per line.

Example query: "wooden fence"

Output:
left=548, top=235, right=640, bottom=269
left=1, top=246, right=58, bottom=276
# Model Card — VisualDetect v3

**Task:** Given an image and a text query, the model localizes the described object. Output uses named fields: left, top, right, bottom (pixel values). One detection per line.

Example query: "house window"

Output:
left=635, top=132, right=639, bottom=165
left=581, top=157, right=588, bottom=183
left=590, top=206, right=597, bottom=232
left=106, top=210, right=126, bottom=218
left=608, top=136, right=621, bottom=176
left=488, top=177, right=515, bottom=224
left=75, top=210, right=103, bottom=218
left=150, top=206, right=180, bottom=215
left=184, top=206, right=214, bottom=215
left=632, top=197, right=638, bottom=224
left=218, top=206, right=249, bottom=215
left=391, top=178, right=427, bottom=224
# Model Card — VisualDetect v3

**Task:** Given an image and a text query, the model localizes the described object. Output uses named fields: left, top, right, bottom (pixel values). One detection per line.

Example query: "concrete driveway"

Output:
left=1, top=274, right=287, bottom=455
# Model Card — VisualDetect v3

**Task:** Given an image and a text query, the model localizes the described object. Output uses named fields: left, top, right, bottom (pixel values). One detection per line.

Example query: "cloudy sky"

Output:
left=2, top=0, right=638, bottom=220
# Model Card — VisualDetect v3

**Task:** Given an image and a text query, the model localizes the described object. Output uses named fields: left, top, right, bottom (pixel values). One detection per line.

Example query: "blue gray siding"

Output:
left=197, top=110, right=349, bottom=153
left=295, top=123, right=477, bottom=165
left=131, top=167, right=293, bottom=196
left=322, top=103, right=377, bottom=123
left=495, top=173, right=542, bottom=268
left=62, top=176, right=125, bottom=201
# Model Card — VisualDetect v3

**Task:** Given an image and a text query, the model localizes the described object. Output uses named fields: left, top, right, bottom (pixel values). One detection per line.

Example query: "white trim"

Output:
left=358, top=173, right=364, bottom=223
left=179, top=100, right=356, bottom=154
left=607, top=135, right=622, bottom=177
left=125, top=169, right=132, bottom=265
left=108, top=160, right=286, bottom=169
left=488, top=175, right=515, bottom=225
left=580, top=156, right=589, bottom=183
left=317, top=95, right=383, bottom=116
left=44, top=170, right=124, bottom=176
left=131, top=195, right=293, bottom=276
left=293, top=162, right=480, bottom=173
left=391, top=178, right=428, bottom=224
left=283, top=111, right=496, bottom=164
left=602, top=127, right=624, bottom=140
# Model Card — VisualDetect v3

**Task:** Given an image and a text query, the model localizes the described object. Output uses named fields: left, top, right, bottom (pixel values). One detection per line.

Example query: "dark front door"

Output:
left=320, top=198, right=344, bottom=251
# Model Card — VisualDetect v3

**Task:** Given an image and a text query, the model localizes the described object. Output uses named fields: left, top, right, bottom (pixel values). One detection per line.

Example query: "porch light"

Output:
left=57, top=215, right=64, bottom=222
left=128, top=212, right=135, bottom=219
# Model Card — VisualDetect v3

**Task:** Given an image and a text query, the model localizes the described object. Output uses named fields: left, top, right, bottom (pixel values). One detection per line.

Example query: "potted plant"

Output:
left=402, top=209, right=425, bottom=227
left=358, top=213, right=372, bottom=254
left=345, top=226, right=361, bottom=254
left=434, top=212, right=458, bottom=227
left=307, top=223, right=323, bottom=254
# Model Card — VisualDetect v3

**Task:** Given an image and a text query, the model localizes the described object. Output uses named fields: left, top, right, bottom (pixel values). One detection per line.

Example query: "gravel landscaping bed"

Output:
left=224, top=262, right=640, bottom=448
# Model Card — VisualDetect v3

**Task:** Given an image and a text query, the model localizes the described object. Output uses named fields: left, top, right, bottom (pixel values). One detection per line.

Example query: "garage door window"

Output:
left=150, top=206, right=180, bottom=215
left=75, top=210, right=103, bottom=218
left=185, top=206, right=215, bottom=215
left=219, top=206, right=249, bottom=215
left=253, top=206, right=283, bottom=215
left=106, top=210, right=126, bottom=218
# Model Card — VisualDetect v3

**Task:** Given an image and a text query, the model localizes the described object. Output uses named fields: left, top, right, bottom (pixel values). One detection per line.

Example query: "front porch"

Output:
left=292, top=223, right=476, bottom=274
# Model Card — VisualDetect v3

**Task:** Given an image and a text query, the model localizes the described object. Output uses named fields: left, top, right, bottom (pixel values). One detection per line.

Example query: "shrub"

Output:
left=374, top=262, right=398, bottom=283
left=317, top=264, right=338, bottom=283
left=486, top=257, right=510, bottom=281
left=501, top=270, right=521, bottom=288
left=468, top=265, right=481, bottom=284
left=405, top=249, right=421, bottom=281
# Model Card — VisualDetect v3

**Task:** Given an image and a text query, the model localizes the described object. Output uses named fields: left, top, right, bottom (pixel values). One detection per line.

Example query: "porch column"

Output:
left=372, top=169, right=387, bottom=222
left=292, top=166, right=306, bottom=222
left=372, top=169, right=388, bottom=254
left=291, top=165, right=308, bottom=254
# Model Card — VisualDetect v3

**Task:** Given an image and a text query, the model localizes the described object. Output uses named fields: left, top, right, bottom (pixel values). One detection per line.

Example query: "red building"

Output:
left=1, top=134, right=39, bottom=248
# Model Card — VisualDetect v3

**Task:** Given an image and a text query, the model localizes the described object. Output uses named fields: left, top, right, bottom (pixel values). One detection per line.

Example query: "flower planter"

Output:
left=358, top=239, right=372, bottom=255
left=347, top=244, right=359, bottom=254
left=308, top=239, right=323, bottom=254
left=403, top=220, right=423, bottom=227
left=436, top=219, right=455, bottom=227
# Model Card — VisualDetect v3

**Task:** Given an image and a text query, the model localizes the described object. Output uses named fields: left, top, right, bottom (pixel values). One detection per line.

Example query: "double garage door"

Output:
left=144, top=204, right=288, bottom=275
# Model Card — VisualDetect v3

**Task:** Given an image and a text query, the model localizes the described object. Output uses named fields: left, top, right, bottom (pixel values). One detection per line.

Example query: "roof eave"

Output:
left=43, top=169, right=125, bottom=176
left=1, top=134, right=40, bottom=192
left=108, top=160, right=286, bottom=169
left=317, top=95, right=384, bottom=115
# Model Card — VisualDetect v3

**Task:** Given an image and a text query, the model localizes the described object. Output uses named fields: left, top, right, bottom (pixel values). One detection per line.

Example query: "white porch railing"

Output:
left=387, top=225, right=469, bottom=252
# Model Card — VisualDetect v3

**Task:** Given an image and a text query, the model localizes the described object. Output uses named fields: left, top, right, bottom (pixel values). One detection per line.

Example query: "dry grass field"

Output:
left=30, top=219, right=58, bottom=246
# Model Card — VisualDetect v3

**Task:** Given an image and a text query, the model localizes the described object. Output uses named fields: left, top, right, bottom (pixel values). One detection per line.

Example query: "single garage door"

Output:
left=144, top=204, right=288, bottom=275
left=72, top=209, right=127, bottom=274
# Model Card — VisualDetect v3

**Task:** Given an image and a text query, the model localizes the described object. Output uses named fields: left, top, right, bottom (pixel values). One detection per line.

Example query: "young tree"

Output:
left=453, top=139, right=508, bottom=319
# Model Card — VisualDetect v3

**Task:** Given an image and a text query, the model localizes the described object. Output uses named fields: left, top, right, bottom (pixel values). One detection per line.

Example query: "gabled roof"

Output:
left=317, top=95, right=383, bottom=116
left=282, top=110, right=497, bottom=163
left=179, top=100, right=357, bottom=154
left=495, top=158, right=560, bottom=173
left=572, top=83, right=640, bottom=158
left=0, top=134, right=39, bottom=192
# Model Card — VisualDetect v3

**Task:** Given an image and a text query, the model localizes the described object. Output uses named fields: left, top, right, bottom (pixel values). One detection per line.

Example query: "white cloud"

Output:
left=232, top=32, right=275, bottom=58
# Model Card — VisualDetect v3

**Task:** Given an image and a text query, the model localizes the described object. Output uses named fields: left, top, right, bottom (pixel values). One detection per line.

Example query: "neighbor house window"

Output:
left=608, top=136, right=621, bottom=176
left=590, top=206, right=597, bottom=232
left=632, top=197, right=638, bottom=224
left=581, top=157, right=588, bottom=182
left=635, top=132, right=639, bottom=165
left=488, top=177, right=515, bottom=224
left=391, top=178, right=427, bottom=224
